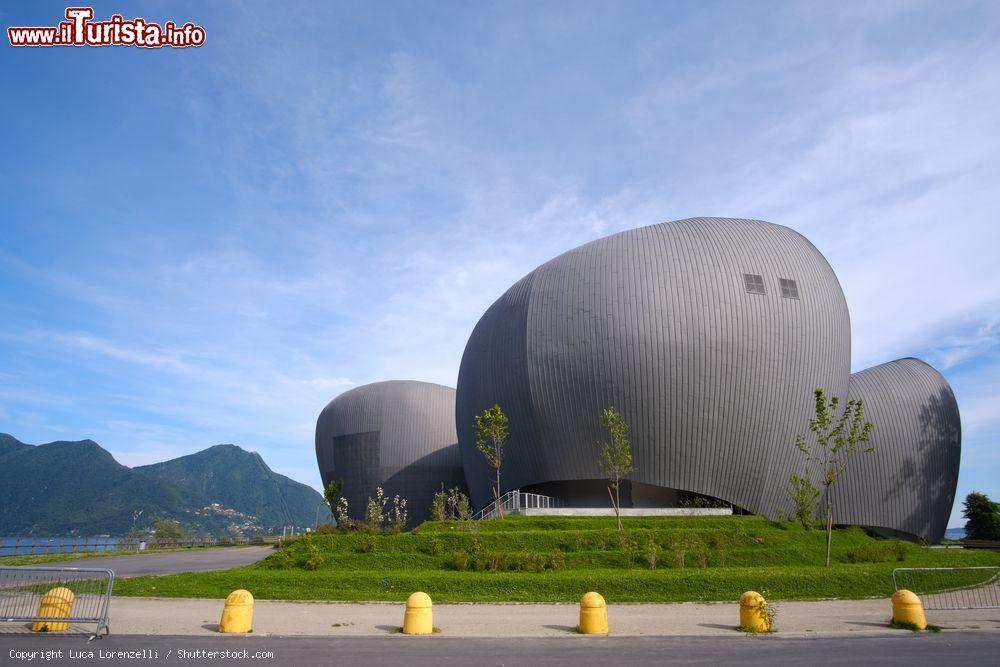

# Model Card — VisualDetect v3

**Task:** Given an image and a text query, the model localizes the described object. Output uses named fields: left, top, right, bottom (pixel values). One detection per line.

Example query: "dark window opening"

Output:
left=743, top=273, right=765, bottom=295
left=779, top=278, right=799, bottom=299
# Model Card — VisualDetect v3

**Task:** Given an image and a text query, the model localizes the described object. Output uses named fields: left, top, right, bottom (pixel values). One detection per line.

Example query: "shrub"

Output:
left=645, top=538, right=659, bottom=570
left=390, top=495, right=408, bottom=532
left=355, top=535, right=377, bottom=554
left=296, top=534, right=325, bottom=570
left=845, top=542, right=907, bottom=564
left=334, top=497, right=353, bottom=530
left=453, top=490, right=472, bottom=521
left=430, top=486, right=448, bottom=522
left=485, top=552, right=503, bottom=571
left=618, top=533, right=636, bottom=567
left=365, top=487, right=387, bottom=530
left=450, top=550, right=469, bottom=571
left=428, top=537, right=444, bottom=555
left=679, top=495, right=730, bottom=509
left=429, top=485, right=473, bottom=523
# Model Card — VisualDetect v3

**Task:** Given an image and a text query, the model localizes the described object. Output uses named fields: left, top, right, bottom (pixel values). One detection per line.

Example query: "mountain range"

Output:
left=0, top=433, right=328, bottom=537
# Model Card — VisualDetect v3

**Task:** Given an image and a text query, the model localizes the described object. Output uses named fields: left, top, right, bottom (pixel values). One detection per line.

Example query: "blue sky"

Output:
left=1, top=1, right=997, bottom=527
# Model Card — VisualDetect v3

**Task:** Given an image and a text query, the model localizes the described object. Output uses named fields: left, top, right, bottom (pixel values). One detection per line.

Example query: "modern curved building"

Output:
left=455, top=217, right=961, bottom=542
left=315, top=381, right=466, bottom=525
left=836, top=358, right=961, bottom=541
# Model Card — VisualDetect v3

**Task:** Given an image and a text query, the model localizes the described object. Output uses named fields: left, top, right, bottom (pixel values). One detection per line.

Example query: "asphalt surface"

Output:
left=18, top=547, right=273, bottom=578
left=2, top=632, right=997, bottom=666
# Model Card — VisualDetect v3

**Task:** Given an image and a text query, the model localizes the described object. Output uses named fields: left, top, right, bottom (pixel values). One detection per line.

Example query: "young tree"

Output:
left=962, top=492, right=1000, bottom=540
left=430, top=484, right=448, bottom=522
left=152, top=517, right=185, bottom=542
left=597, top=407, right=637, bottom=531
left=323, top=479, right=345, bottom=521
left=430, top=485, right=473, bottom=522
left=795, top=389, right=874, bottom=566
left=474, top=404, right=509, bottom=518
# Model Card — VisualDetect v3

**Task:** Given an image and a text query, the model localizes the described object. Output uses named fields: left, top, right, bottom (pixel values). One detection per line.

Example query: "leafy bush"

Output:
left=679, top=495, right=730, bottom=509
left=430, top=485, right=473, bottom=522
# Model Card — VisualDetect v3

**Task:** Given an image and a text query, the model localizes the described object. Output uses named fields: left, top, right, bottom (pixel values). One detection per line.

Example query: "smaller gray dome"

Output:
left=315, top=381, right=466, bottom=525
left=835, top=358, right=961, bottom=543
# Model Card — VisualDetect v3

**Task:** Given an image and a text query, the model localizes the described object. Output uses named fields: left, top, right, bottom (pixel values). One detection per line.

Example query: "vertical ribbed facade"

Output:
left=315, top=218, right=961, bottom=542
left=834, top=358, right=961, bottom=543
left=456, top=217, right=852, bottom=519
left=315, top=381, right=467, bottom=525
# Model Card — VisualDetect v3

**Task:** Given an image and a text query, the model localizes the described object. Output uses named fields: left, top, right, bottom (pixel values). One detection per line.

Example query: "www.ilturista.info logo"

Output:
left=7, top=7, right=205, bottom=48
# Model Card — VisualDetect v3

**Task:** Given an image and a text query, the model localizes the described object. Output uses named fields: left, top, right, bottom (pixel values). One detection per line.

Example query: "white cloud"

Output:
left=3, top=2, right=998, bottom=503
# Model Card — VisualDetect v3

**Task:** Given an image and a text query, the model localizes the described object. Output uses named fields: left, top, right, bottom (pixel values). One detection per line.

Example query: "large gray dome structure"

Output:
left=315, top=381, right=466, bottom=525
left=456, top=217, right=961, bottom=542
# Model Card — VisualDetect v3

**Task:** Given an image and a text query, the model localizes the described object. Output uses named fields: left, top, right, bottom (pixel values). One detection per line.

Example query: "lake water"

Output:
left=1, top=536, right=122, bottom=556
left=944, top=527, right=966, bottom=540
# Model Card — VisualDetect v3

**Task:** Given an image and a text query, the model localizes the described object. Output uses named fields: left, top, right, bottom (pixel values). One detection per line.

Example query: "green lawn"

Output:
left=112, top=516, right=1000, bottom=603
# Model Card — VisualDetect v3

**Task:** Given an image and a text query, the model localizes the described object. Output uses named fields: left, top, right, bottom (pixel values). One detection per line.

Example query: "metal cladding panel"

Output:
left=835, top=358, right=961, bottom=543
left=315, top=380, right=466, bottom=524
left=456, top=217, right=852, bottom=515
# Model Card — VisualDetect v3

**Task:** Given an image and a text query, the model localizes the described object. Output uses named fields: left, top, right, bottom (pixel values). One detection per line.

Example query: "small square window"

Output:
left=779, top=278, right=799, bottom=299
left=743, top=273, right=765, bottom=295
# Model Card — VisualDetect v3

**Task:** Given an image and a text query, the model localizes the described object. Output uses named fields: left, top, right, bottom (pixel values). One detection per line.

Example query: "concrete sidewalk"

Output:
left=47, top=597, right=1000, bottom=638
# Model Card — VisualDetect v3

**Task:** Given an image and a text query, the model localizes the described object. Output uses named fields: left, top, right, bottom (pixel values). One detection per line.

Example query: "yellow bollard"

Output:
left=579, top=591, right=609, bottom=634
left=739, top=591, right=770, bottom=632
left=402, top=592, right=433, bottom=635
left=891, top=589, right=927, bottom=630
left=218, top=589, right=254, bottom=633
left=32, top=587, right=75, bottom=632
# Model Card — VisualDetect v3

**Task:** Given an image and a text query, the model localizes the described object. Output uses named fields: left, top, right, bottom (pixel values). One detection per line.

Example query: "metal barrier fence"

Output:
left=473, top=489, right=563, bottom=520
left=892, top=567, right=999, bottom=610
left=0, top=567, right=115, bottom=639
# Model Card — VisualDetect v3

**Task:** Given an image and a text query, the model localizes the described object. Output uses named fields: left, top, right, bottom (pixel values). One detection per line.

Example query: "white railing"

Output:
left=472, top=489, right=563, bottom=520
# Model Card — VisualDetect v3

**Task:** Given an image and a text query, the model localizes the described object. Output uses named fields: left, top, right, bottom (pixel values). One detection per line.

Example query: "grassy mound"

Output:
left=113, top=516, right=1000, bottom=602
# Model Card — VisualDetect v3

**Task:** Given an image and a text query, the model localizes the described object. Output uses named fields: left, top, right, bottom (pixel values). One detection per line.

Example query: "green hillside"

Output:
left=114, top=515, right=1000, bottom=602
left=0, top=434, right=325, bottom=537
left=135, top=444, right=325, bottom=531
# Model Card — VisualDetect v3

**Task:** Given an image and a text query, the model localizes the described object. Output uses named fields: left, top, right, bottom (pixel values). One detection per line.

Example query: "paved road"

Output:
left=12, top=547, right=273, bottom=578
left=2, top=632, right=997, bottom=666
